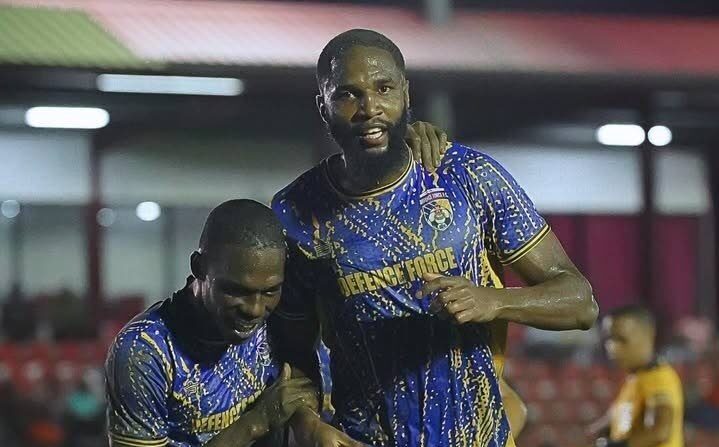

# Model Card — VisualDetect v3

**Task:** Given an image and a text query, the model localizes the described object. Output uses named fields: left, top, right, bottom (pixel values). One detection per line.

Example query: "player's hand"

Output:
left=307, top=422, right=364, bottom=447
left=417, top=272, right=503, bottom=324
left=405, top=121, right=448, bottom=172
left=293, top=412, right=364, bottom=447
left=254, top=363, right=319, bottom=431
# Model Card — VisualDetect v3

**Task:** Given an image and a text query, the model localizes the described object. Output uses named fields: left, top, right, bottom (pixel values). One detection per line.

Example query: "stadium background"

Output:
left=0, top=0, right=718, bottom=446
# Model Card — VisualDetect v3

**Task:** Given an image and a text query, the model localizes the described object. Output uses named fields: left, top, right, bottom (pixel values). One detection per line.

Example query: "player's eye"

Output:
left=337, top=90, right=355, bottom=100
left=378, top=85, right=392, bottom=94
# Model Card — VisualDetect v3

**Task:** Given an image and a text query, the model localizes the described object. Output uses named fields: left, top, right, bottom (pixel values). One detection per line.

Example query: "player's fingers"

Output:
left=454, top=309, right=475, bottom=324
left=280, top=377, right=314, bottom=391
left=426, top=125, right=441, bottom=168
left=439, top=131, right=448, bottom=155
left=280, top=363, right=291, bottom=381
left=405, top=125, right=422, bottom=161
left=281, top=387, right=318, bottom=405
left=282, top=391, right=320, bottom=415
left=445, top=296, right=474, bottom=315
left=339, top=436, right=366, bottom=447
left=423, top=272, right=444, bottom=281
left=418, top=123, right=435, bottom=173
left=417, top=276, right=462, bottom=298
left=429, top=289, right=464, bottom=313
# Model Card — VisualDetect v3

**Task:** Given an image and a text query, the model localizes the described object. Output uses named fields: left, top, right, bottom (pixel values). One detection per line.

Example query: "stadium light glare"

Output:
left=96, top=208, right=116, bottom=227
left=595, top=124, right=646, bottom=147
left=97, top=74, right=244, bottom=96
left=1, top=200, right=20, bottom=219
left=25, top=107, right=109, bottom=129
left=647, top=125, right=672, bottom=147
left=136, top=202, right=162, bottom=222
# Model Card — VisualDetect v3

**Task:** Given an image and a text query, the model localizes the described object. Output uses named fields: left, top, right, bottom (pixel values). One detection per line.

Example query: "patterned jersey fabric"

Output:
left=105, top=279, right=280, bottom=447
left=273, top=143, right=547, bottom=446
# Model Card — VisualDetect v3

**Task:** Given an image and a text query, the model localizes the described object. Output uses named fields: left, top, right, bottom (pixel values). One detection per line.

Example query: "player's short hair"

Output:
left=317, top=29, right=406, bottom=88
left=199, top=199, right=285, bottom=254
left=607, top=304, right=656, bottom=330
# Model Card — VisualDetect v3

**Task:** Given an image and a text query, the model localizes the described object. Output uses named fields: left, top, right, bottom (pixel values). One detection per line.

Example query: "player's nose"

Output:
left=238, top=294, right=265, bottom=320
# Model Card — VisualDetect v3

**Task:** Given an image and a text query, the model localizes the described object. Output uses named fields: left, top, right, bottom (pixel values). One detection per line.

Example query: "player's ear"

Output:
left=316, top=93, right=329, bottom=124
left=190, top=251, right=206, bottom=280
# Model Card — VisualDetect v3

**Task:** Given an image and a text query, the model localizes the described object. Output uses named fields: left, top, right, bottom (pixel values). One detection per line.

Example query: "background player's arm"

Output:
left=500, top=378, right=527, bottom=436
left=615, top=404, right=673, bottom=447
left=587, top=411, right=611, bottom=440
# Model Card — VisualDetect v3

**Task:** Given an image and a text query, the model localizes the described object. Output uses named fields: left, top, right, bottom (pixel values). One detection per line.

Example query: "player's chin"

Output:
left=360, top=143, right=390, bottom=157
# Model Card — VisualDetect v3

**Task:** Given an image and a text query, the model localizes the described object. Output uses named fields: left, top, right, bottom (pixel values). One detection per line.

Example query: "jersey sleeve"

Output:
left=467, top=151, right=548, bottom=265
left=640, top=366, right=682, bottom=409
left=272, top=194, right=318, bottom=322
left=105, top=327, right=171, bottom=447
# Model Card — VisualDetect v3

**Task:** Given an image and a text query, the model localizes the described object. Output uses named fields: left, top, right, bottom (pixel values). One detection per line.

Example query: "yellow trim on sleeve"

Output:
left=110, top=432, right=168, bottom=447
left=501, top=224, right=550, bottom=265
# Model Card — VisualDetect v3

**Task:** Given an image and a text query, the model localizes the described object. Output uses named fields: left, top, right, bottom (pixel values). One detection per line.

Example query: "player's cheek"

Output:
left=267, top=295, right=281, bottom=312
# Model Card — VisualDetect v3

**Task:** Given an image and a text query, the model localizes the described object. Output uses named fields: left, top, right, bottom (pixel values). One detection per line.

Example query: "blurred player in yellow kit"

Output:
left=590, top=305, right=684, bottom=447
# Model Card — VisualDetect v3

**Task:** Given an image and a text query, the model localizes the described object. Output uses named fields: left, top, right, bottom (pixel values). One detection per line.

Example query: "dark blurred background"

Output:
left=1, top=0, right=719, bottom=446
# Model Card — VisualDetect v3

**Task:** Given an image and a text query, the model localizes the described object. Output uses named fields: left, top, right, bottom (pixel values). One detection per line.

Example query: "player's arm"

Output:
left=594, top=404, right=673, bottom=447
left=421, top=231, right=596, bottom=330
left=616, top=371, right=679, bottom=447
left=497, top=231, right=597, bottom=330
left=420, top=149, right=597, bottom=330
left=625, top=403, right=673, bottom=447
left=106, top=334, right=171, bottom=447
left=500, top=378, right=527, bottom=436
left=205, top=364, right=319, bottom=447
left=269, top=301, right=362, bottom=446
left=406, top=121, right=449, bottom=172
left=587, top=411, right=611, bottom=440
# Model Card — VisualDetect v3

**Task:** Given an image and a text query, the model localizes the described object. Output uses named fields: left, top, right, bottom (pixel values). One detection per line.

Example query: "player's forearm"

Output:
left=626, top=408, right=673, bottom=447
left=495, top=270, right=597, bottom=330
left=500, top=379, right=527, bottom=435
left=288, top=406, right=322, bottom=444
left=204, top=408, right=269, bottom=447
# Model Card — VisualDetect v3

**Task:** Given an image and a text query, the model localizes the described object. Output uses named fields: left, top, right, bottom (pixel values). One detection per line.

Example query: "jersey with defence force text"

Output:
left=273, top=143, right=548, bottom=447
left=105, top=279, right=281, bottom=447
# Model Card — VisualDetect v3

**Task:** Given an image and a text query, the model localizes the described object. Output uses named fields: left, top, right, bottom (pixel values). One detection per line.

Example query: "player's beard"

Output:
left=328, top=107, right=410, bottom=161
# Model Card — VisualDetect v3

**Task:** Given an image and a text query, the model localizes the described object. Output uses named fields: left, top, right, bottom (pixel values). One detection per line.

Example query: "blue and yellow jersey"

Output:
left=105, top=280, right=280, bottom=447
left=272, top=143, right=547, bottom=447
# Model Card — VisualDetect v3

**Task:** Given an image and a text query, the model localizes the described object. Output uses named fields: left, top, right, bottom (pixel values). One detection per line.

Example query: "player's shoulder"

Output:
left=654, top=362, right=682, bottom=382
left=439, top=142, right=506, bottom=174
left=272, top=159, right=334, bottom=233
left=641, top=361, right=682, bottom=387
left=108, top=301, right=172, bottom=364
left=272, top=161, right=326, bottom=214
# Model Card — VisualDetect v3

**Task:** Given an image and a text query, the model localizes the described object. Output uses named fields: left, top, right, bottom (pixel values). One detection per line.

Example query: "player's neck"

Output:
left=337, top=143, right=411, bottom=194
left=188, top=282, right=228, bottom=344
left=629, top=353, right=657, bottom=373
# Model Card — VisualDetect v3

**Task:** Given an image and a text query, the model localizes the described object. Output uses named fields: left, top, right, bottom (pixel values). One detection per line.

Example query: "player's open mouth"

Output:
left=232, top=319, right=261, bottom=336
left=358, top=127, right=388, bottom=147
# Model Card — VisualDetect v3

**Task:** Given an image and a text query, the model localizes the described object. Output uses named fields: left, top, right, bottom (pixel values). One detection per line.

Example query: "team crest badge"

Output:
left=420, top=188, right=454, bottom=231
